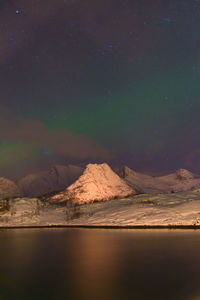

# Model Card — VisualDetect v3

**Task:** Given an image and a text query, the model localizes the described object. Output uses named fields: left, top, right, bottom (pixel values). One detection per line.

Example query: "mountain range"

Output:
left=1, top=163, right=200, bottom=205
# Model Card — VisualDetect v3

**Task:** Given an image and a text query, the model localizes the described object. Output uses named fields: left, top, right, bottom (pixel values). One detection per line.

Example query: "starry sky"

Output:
left=1, top=0, right=200, bottom=179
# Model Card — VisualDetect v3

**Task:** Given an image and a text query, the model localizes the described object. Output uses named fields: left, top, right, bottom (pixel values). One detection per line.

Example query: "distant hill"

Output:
left=0, top=177, right=21, bottom=199
left=17, top=164, right=83, bottom=197
left=119, top=166, right=200, bottom=193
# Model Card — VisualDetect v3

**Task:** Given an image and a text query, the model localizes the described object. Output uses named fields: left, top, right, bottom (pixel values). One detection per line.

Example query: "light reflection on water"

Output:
left=1, top=229, right=200, bottom=300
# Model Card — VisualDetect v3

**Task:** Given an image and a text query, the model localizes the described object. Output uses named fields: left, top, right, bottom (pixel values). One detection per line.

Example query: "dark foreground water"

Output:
left=1, top=229, right=200, bottom=300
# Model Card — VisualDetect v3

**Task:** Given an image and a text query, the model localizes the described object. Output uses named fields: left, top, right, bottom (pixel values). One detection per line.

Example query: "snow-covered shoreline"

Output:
left=1, top=188, right=200, bottom=228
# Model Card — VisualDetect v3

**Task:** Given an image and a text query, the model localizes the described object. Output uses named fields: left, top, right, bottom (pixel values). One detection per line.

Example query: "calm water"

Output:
left=1, top=229, right=200, bottom=300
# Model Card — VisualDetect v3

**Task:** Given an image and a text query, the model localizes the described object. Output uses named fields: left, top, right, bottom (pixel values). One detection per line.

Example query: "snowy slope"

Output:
left=120, top=166, right=200, bottom=193
left=1, top=188, right=200, bottom=227
left=18, top=164, right=83, bottom=197
left=48, top=163, right=136, bottom=204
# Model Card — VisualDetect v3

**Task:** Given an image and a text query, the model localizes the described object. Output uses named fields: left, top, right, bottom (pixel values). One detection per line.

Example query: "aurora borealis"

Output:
left=1, top=0, right=200, bottom=179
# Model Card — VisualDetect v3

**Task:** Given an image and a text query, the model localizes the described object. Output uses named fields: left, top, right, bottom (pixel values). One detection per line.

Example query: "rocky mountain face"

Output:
left=0, top=177, right=21, bottom=200
left=120, top=166, right=200, bottom=193
left=17, top=164, right=83, bottom=197
left=118, top=166, right=166, bottom=193
left=49, top=163, right=136, bottom=204
left=0, top=163, right=199, bottom=206
left=157, top=168, right=195, bottom=181
left=157, top=169, right=200, bottom=192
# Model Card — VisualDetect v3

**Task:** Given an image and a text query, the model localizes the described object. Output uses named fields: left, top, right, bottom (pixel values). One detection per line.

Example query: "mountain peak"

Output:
left=49, top=163, right=136, bottom=204
left=0, top=177, right=21, bottom=199
left=175, top=169, right=194, bottom=180
left=119, top=166, right=136, bottom=178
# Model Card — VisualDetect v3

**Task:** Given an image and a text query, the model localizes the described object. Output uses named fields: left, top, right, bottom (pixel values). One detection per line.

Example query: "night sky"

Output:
left=1, top=0, right=200, bottom=179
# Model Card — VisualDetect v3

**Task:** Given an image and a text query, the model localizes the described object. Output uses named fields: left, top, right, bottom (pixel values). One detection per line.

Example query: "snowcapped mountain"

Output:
left=120, top=166, right=200, bottom=193
left=0, top=177, right=21, bottom=199
left=17, top=164, right=83, bottom=197
left=49, top=163, right=136, bottom=204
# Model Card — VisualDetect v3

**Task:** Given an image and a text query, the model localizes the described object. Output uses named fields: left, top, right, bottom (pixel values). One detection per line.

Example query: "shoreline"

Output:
left=1, top=224, right=200, bottom=230
left=2, top=191, right=200, bottom=229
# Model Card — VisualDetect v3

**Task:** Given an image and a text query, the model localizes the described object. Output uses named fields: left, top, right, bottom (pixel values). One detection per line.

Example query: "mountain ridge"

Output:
left=49, top=163, right=137, bottom=204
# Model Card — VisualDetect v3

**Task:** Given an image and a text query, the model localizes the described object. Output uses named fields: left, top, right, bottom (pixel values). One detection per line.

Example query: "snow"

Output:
left=2, top=164, right=200, bottom=228
left=49, top=163, right=136, bottom=204
left=120, top=166, right=200, bottom=193
left=2, top=188, right=200, bottom=227
left=17, top=164, right=83, bottom=197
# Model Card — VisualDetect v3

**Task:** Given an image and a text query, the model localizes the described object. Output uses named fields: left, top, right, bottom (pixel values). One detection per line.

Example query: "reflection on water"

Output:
left=1, top=229, right=200, bottom=300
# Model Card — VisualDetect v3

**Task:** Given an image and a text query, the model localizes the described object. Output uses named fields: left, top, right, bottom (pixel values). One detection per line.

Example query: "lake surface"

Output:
left=1, top=229, right=200, bottom=300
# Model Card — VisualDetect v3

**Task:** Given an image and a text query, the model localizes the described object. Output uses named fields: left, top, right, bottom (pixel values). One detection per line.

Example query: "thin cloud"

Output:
left=0, top=106, right=111, bottom=160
